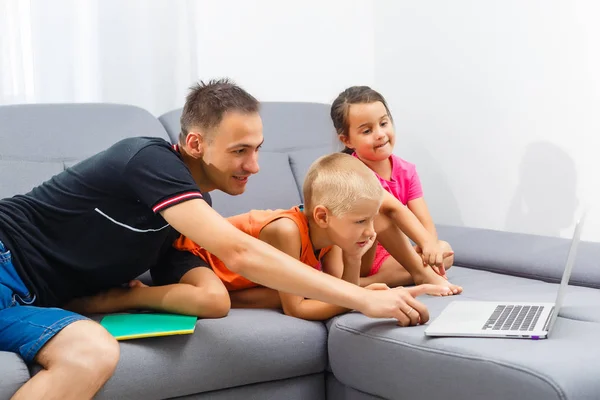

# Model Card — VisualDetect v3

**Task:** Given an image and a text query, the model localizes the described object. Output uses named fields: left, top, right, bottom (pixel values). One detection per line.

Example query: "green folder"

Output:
left=100, top=313, right=197, bottom=341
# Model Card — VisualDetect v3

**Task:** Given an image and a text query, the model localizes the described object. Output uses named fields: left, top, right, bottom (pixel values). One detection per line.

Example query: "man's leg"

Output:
left=1, top=241, right=120, bottom=400
left=12, top=319, right=119, bottom=400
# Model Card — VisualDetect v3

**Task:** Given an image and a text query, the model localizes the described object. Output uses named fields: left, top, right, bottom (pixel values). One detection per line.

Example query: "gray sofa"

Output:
left=0, top=102, right=599, bottom=400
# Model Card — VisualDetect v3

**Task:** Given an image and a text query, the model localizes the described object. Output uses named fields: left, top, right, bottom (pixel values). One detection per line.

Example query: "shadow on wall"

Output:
left=505, top=141, right=578, bottom=237
left=403, top=142, right=464, bottom=227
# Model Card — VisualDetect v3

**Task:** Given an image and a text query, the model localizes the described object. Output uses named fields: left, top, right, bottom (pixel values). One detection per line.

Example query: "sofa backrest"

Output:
left=0, top=103, right=170, bottom=199
left=158, top=102, right=338, bottom=217
left=437, top=224, right=600, bottom=289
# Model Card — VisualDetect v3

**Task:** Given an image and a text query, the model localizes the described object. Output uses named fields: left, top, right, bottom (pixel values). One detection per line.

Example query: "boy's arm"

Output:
left=282, top=242, right=379, bottom=321
left=161, top=199, right=430, bottom=326
left=321, top=246, right=362, bottom=286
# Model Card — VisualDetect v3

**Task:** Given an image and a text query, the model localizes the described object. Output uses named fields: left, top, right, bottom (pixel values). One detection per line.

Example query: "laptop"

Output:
left=424, top=213, right=586, bottom=340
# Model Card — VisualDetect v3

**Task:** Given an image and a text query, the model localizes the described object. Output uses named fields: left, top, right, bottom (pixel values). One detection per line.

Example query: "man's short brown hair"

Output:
left=179, top=78, right=259, bottom=143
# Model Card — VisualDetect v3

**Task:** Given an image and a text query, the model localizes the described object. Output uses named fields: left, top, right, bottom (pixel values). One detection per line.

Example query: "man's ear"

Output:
left=184, top=131, right=206, bottom=157
left=313, top=205, right=330, bottom=228
left=338, top=134, right=354, bottom=150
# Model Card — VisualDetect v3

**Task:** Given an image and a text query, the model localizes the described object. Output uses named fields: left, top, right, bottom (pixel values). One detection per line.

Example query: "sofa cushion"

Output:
left=289, top=148, right=333, bottom=201
left=328, top=266, right=600, bottom=400
left=210, top=152, right=302, bottom=217
left=93, top=309, right=327, bottom=399
left=326, top=373, right=381, bottom=400
left=0, top=104, right=171, bottom=199
left=157, top=108, right=181, bottom=144
left=258, top=102, right=337, bottom=152
left=0, top=160, right=64, bottom=199
left=437, top=224, right=600, bottom=289
left=171, top=374, right=326, bottom=400
left=0, top=352, right=30, bottom=399
left=0, top=104, right=170, bottom=162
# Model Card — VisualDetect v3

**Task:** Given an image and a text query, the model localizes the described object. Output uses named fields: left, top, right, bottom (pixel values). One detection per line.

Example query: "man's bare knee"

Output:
left=37, top=320, right=120, bottom=381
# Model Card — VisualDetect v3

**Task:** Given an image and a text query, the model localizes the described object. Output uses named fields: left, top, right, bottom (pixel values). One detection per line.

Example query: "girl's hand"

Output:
left=415, top=241, right=453, bottom=277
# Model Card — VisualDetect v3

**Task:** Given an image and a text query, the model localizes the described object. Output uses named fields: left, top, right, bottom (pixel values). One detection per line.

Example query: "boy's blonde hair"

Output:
left=303, top=153, right=383, bottom=216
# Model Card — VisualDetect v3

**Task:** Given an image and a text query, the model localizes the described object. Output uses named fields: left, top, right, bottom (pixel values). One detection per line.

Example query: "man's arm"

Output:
left=258, top=219, right=350, bottom=321
left=161, top=199, right=428, bottom=326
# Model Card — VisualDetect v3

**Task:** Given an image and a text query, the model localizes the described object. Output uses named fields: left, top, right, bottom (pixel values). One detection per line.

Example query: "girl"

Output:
left=331, top=86, right=461, bottom=293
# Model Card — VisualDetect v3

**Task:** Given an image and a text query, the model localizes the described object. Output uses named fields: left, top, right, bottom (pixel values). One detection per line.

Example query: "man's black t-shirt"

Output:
left=0, top=137, right=208, bottom=306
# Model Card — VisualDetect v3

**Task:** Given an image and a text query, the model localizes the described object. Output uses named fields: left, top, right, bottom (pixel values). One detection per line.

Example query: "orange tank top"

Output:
left=172, top=206, right=331, bottom=291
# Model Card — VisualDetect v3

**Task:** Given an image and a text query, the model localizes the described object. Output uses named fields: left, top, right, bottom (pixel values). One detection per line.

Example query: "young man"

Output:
left=0, top=79, right=431, bottom=400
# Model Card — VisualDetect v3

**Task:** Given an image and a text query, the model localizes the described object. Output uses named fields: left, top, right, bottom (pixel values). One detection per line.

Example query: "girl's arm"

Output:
left=379, top=191, right=446, bottom=267
left=408, top=198, right=455, bottom=273
left=407, top=198, right=438, bottom=238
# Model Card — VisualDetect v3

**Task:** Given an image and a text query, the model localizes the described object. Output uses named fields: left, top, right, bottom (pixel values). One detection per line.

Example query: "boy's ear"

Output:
left=338, top=134, right=353, bottom=150
left=184, top=131, right=206, bottom=157
left=313, top=205, right=330, bottom=227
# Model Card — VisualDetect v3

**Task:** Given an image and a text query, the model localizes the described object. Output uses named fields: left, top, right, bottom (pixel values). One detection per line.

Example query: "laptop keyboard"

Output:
left=482, top=305, right=544, bottom=331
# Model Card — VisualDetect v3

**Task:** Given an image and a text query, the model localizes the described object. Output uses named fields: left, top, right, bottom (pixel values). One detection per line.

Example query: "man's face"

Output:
left=200, top=111, right=264, bottom=196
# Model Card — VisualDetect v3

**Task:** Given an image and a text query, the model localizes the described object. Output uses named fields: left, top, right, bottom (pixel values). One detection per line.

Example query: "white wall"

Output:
left=374, top=0, right=600, bottom=241
left=6, top=0, right=598, bottom=240
left=2, top=0, right=374, bottom=115
left=192, top=0, right=374, bottom=104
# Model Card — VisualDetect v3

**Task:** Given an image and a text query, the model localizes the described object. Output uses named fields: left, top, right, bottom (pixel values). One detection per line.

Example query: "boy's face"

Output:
left=326, top=198, right=381, bottom=257
left=200, top=111, right=264, bottom=195
left=341, top=101, right=395, bottom=162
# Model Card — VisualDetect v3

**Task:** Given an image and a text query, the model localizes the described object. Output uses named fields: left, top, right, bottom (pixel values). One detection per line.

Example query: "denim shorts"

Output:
left=0, top=239, right=87, bottom=363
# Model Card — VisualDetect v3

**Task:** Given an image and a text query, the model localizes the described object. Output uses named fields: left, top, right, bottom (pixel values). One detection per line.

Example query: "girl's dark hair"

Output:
left=330, top=86, right=393, bottom=154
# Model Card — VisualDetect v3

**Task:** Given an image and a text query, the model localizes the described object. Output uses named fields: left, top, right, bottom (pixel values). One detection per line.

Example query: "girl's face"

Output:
left=340, top=101, right=395, bottom=162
